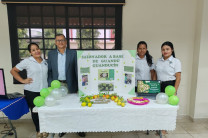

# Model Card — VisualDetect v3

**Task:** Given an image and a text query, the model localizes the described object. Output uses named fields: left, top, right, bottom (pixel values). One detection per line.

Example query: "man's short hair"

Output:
left=55, top=34, right=66, bottom=39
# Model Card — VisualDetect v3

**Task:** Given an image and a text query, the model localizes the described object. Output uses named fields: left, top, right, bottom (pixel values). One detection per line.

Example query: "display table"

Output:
left=37, top=94, right=178, bottom=134
left=0, top=97, right=29, bottom=138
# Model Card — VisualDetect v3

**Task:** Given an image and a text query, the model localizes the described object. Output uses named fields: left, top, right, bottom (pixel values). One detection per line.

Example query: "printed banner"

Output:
left=77, top=50, right=136, bottom=97
left=137, top=80, right=161, bottom=93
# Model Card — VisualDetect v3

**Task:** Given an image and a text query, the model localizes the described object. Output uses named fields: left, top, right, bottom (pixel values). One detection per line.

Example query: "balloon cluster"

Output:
left=33, top=80, right=68, bottom=107
left=156, top=93, right=168, bottom=104
left=165, top=85, right=179, bottom=106
left=156, top=85, right=179, bottom=105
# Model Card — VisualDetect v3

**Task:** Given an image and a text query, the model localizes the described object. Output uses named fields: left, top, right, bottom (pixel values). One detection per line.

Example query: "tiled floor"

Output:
left=0, top=118, right=208, bottom=138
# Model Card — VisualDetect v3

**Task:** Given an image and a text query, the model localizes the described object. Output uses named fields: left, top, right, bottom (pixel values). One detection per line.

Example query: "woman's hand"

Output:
left=22, top=78, right=33, bottom=84
left=10, top=67, right=33, bottom=84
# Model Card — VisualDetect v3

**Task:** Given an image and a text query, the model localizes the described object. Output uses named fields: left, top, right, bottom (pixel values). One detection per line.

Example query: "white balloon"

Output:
left=156, top=93, right=169, bottom=104
left=45, top=95, right=56, bottom=107
left=59, top=86, right=68, bottom=97
left=51, top=88, right=62, bottom=100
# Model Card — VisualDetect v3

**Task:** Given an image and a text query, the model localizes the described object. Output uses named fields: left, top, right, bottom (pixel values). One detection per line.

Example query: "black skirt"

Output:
left=160, top=80, right=176, bottom=92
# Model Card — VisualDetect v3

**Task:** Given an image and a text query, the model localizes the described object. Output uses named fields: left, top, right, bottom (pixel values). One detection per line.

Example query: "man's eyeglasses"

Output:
left=55, top=39, right=66, bottom=43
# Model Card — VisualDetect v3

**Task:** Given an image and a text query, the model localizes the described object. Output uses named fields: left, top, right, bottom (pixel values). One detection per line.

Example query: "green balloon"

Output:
left=51, top=80, right=61, bottom=88
left=40, top=88, right=50, bottom=98
left=47, top=87, right=53, bottom=94
left=169, top=95, right=179, bottom=105
left=33, top=96, right=45, bottom=107
left=165, top=85, right=176, bottom=97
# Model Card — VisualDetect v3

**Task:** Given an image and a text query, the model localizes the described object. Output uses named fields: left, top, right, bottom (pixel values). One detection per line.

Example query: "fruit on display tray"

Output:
left=80, top=92, right=126, bottom=107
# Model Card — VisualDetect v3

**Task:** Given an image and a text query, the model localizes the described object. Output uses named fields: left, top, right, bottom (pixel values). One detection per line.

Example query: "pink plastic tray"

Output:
left=127, top=98, right=150, bottom=105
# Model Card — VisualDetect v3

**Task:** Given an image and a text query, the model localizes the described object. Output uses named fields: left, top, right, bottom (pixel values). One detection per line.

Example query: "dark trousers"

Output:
left=24, top=90, right=40, bottom=132
left=160, top=80, right=176, bottom=92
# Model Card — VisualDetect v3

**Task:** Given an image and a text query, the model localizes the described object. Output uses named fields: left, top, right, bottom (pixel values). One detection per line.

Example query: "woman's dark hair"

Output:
left=137, top=41, right=153, bottom=67
left=27, top=43, right=39, bottom=52
left=161, top=41, right=175, bottom=58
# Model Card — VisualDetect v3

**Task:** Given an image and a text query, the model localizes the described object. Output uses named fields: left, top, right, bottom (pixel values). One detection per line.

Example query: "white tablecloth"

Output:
left=38, top=94, right=178, bottom=133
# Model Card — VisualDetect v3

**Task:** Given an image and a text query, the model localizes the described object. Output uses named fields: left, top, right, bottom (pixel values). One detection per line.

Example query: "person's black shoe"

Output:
left=77, top=132, right=86, bottom=137
left=59, top=132, right=66, bottom=137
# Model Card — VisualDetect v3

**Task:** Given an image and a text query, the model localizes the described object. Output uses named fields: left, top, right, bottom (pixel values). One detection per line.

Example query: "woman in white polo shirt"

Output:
left=135, top=41, right=155, bottom=91
left=10, top=43, right=48, bottom=138
left=155, top=41, right=181, bottom=93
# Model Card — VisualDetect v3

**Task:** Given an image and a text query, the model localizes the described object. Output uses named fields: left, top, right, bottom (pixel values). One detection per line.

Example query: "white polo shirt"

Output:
left=16, top=56, right=48, bottom=92
left=155, top=56, right=181, bottom=82
left=135, top=55, right=155, bottom=86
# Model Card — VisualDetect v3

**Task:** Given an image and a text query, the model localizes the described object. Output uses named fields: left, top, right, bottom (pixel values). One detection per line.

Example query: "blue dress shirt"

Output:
left=57, top=49, right=66, bottom=80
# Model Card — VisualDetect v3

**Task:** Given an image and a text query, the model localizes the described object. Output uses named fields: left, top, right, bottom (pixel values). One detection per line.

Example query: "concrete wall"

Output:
left=0, top=0, right=208, bottom=119
left=189, top=0, right=203, bottom=119
left=192, top=0, right=208, bottom=119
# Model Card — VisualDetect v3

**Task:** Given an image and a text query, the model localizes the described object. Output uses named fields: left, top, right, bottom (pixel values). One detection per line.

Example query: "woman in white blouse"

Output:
left=10, top=43, right=48, bottom=138
left=155, top=41, right=181, bottom=93
left=135, top=41, right=155, bottom=91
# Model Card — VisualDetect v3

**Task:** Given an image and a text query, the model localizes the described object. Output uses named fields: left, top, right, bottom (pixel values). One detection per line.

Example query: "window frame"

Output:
left=7, top=4, right=123, bottom=84
left=2, top=0, right=125, bottom=4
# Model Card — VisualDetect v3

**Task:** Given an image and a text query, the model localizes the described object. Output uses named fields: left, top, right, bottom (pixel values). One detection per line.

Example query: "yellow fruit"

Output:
left=121, top=103, right=125, bottom=107
left=81, top=102, right=87, bottom=106
left=111, top=96, right=115, bottom=101
left=117, top=101, right=121, bottom=106
left=88, top=103, right=92, bottom=107
left=93, top=95, right=98, bottom=99
left=114, top=98, right=118, bottom=102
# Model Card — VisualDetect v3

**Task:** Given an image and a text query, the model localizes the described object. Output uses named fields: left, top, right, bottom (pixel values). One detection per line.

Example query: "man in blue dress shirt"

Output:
left=48, top=34, right=78, bottom=93
left=47, top=34, right=85, bottom=137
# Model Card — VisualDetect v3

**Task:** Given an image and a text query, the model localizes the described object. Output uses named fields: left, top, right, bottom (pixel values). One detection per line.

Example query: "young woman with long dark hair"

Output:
left=135, top=41, right=155, bottom=91
left=155, top=41, right=181, bottom=93
left=10, top=43, right=48, bottom=138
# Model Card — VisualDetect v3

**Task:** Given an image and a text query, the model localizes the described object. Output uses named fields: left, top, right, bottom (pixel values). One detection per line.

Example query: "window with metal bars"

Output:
left=7, top=4, right=123, bottom=83
left=13, top=5, right=122, bottom=59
